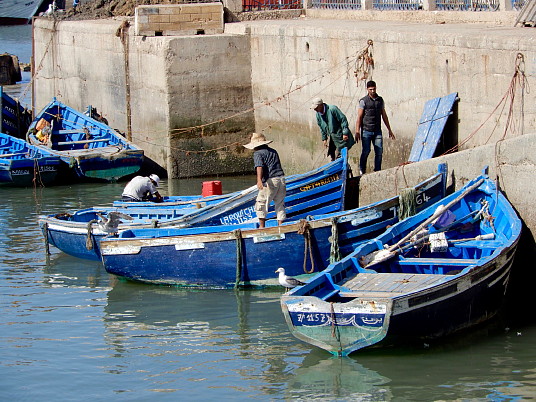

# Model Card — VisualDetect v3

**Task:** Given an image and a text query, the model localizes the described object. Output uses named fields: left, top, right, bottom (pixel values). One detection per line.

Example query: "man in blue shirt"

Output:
left=244, top=132, right=286, bottom=228
left=355, top=80, right=396, bottom=174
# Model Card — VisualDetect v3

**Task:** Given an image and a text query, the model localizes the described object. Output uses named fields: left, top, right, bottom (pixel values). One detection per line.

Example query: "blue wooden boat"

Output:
left=1, top=87, right=32, bottom=140
left=40, top=148, right=351, bottom=260
left=280, top=168, right=521, bottom=356
left=99, top=164, right=448, bottom=288
left=27, top=98, right=144, bottom=182
left=0, top=132, right=60, bottom=186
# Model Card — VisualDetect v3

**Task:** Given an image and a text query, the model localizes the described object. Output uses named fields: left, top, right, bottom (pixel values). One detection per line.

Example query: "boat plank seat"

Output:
left=398, top=257, right=479, bottom=266
left=57, top=129, right=89, bottom=134
left=57, top=139, right=108, bottom=145
left=339, top=272, right=451, bottom=298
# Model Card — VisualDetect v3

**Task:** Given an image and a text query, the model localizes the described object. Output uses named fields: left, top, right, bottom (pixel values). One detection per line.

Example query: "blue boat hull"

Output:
left=41, top=149, right=351, bottom=260
left=0, top=132, right=60, bottom=186
left=27, top=98, right=144, bottom=182
left=281, top=171, right=522, bottom=355
left=100, top=165, right=448, bottom=287
left=1, top=87, right=32, bottom=139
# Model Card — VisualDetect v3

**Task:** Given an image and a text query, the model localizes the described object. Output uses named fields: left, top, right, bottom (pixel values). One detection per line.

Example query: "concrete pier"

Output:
left=31, top=12, right=536, bottom=237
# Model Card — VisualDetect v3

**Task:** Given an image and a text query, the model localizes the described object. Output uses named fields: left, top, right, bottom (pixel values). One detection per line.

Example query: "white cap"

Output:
left=149, top=174, right=160, bottom=186
left=311, top=97, right=323, bottom=109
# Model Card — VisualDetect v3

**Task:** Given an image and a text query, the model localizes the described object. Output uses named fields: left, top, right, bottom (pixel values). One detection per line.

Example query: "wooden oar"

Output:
left=364, top=178, right=485, bottom=268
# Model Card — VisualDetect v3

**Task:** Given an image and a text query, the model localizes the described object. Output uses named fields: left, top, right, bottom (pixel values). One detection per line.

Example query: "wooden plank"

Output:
left=0, top=152, right=27, bottom=158
left=57, top=139, right=108, bottom=145
left=398, top=257, right=478, bottom=265
left=57, top=129, right=88, bottom=134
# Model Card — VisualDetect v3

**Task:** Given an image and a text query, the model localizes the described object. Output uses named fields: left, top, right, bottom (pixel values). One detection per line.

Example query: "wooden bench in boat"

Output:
left=398, top=257, right=479, bottom=266
left=339, top=272, right=452, bottom=298
left=57, top=129, right=89, bottom=135
left=57, top=139, right=109, bottom=146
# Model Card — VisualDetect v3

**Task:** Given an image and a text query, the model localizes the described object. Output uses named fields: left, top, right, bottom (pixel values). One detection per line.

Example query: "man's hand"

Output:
left=257, top=181, right=264, bottom=191
left=323, top=139, right=328, bottom=148
left=388, top=130, right=396, bottom=140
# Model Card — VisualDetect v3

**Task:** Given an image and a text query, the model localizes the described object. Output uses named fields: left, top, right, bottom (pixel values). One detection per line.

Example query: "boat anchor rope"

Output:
left=233, top=229, right=243, bottom=289
left=85, top=219, right=98, bottom=250
left=298, top=220, right=315, bottom=274
left=329, top=217, right=341, bottom=264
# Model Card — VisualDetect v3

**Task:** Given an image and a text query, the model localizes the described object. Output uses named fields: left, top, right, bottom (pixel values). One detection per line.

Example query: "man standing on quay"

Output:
left=355, top=80, right=396, bottom=174
left=312, top=97, right=355, bottom=161
left=244, top=132, right=286, bottom=229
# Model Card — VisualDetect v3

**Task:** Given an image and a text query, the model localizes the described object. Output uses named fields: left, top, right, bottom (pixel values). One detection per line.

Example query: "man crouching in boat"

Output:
left=244, top=132, right=286, bottom=228
left=121, top=174, right=163, bottom=202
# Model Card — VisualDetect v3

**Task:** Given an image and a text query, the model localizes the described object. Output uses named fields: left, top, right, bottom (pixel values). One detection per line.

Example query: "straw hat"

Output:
left=243, top=132, right=273, bottom=150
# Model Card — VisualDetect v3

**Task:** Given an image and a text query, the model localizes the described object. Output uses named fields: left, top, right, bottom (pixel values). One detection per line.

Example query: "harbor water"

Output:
left=2, top=24, right=536, bottom=401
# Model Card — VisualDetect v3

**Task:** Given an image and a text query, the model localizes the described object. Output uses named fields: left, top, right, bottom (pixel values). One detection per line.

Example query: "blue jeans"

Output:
left=360, top=130, right=383, bottom=173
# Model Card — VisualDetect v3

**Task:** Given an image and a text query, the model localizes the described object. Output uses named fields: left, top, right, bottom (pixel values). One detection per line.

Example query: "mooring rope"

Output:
left=43, top=222, right=50, bottom=255
left=329, top=217, right=341, bottom=264
left=297, top=219, right=315, bottom=274
left=233, top=229, right=243, bottom=289
left=399, top=187, right=417, bottom=220
left=85, top=219, right=98, bottom=250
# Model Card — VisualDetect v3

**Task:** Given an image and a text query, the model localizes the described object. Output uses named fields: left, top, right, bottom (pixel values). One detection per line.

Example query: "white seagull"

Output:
left=96, top=212, right=134, bottom=235
left=275, top=267, right=305, bottom=290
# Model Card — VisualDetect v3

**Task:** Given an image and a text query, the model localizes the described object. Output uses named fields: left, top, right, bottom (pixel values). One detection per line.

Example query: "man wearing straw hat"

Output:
left=244, top=132, right=286, bottom=228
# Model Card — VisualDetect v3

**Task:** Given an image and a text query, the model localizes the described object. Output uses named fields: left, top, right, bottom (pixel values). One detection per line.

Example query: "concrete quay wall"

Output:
left=224, top=19, right=536, bottom=174
left=32, top=18, right=255, bottom=177
left=32, top=16, right=536, bottom=177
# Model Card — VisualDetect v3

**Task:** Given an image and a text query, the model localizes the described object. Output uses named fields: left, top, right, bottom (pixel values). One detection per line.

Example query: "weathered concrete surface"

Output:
left=32, top=17, right=254, bottom=178
left=357, top=132, right=536, bottom=244
left=224, top=18, right=535, bottom=174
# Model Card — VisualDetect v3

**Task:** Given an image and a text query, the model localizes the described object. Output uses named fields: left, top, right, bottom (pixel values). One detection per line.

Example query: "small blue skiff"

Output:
left=280, top=168, right=522, bottom=356
left=27, top=98, right=144, bottom=182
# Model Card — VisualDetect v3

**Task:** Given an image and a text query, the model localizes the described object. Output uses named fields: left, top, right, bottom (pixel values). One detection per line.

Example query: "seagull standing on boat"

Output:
left=96, top=212, right=134, bottom=235
left=275, top=267, right=305, bottom=290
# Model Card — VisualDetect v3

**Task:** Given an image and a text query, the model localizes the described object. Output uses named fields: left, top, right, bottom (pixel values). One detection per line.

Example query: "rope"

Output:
left=354, top=39, right=374, bottom=87
left=85, top=219, right=98, bottom=250
left=330, top=302, right=340, bottom=341
left=329, top=217, right=341, bottom=264
left=233, top=229, right=243, bottom=289
left=44, top=222, right=50, bottom=255
left=115, top=20, right=132, bottom=141
left=399, top=187, right=417, bottom=220
left=297, top=219, right=315, bottom=274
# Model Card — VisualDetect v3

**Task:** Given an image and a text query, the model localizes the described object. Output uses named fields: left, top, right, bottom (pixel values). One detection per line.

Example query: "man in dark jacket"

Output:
left=355, top=80, right=396, bottom=174
left=312, top=98, right=355, bottom=161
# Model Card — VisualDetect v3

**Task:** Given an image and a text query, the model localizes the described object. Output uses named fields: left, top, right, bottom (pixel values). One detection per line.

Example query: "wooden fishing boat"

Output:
left=0, top=132, right=60, bottom=186
left=27, top=98, right=144, bottom=182
left=280, top=168, right=521, bottom=356
left=99, top=165, right=448, bottom=288
left=0, top=87, right=31, bottom=139
left=40, top=148, right=351, bottom=260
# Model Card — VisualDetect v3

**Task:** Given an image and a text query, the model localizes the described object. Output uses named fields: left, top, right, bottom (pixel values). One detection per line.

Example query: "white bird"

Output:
left=275, top=267, right=305, bottom=290
left=96, top=212, right=134, bottom=234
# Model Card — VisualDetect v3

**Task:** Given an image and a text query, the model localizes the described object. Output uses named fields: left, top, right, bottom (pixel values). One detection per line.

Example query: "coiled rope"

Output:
left=85, top=219, right=97, bottom=250
left=233, top=229, right=243, bottom=289
left=329, top=217, right=341, bottom=264
left=297, top=219, right=315, bottom=274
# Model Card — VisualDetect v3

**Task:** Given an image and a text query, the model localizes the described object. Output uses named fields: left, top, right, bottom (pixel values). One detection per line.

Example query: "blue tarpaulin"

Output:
left=408, top=92, right=459, bottom=162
